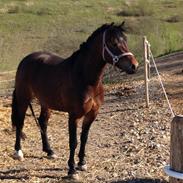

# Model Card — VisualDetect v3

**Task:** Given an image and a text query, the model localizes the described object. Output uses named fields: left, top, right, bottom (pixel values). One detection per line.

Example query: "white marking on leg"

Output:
left=13, top=150, right=24, bottom=161
left=47, top=153, right=57, bottom=159
left=68, top=173, right=80, bottom=180
left=78, top=164, right=87, bottom=171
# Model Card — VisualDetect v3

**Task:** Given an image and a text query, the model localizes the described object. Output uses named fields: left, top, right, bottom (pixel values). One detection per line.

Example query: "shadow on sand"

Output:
left=111, top=178, right=168, bottom=183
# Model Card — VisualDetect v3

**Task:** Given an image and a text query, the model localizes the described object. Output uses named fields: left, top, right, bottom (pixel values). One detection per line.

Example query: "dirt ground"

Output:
left=0, top=53, right=182, bottom=183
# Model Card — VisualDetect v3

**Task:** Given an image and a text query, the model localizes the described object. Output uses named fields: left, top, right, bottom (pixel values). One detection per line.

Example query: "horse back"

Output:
left=14, top=51, right=66, bottom=100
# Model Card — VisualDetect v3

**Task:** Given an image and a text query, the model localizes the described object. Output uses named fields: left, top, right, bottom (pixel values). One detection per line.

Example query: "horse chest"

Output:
left=34, top=79, right=103, bottom=116
left=81, top=88, right=104, bottom=115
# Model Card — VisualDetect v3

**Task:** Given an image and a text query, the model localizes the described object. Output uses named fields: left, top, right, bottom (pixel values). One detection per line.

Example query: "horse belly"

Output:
left=34, top=92, right=67, bottom=112
left=34, top=88, right=77, bottom=113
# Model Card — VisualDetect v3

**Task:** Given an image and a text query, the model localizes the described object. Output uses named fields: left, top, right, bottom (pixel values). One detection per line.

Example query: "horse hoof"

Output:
left=47, top=153, right=57, bottom=159
left=13, top=150, right=24, bottom=161
left=77, top=164, right=87, bottom=171
left=68, top=173, right=80, bottom=181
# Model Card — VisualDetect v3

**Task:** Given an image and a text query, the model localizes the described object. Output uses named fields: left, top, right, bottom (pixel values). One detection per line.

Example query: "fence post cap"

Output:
left=175, top=115, right=183, bottom=118
left=164, top=165, right=183, bottom=180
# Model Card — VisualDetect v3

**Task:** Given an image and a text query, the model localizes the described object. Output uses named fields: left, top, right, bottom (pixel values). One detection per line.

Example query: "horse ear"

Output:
left=120, top=21, right=125, bottom=28
left=119, top=21, right=126, bottom=31
left=110, top=22, right=114, bottom=26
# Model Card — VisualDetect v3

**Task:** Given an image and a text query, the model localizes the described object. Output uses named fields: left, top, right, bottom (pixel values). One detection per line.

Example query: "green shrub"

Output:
left=165, top=15, right=182, bottom=23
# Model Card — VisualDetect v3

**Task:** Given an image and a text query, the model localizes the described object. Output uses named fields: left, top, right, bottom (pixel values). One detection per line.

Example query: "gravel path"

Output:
left=0, top=54, right=182, bottom=183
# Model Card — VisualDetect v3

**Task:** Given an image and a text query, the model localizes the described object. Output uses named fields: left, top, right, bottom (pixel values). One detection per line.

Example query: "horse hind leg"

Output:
left=11, top=89, right=29, bottom=161
left=38, top=106, right=56, bottom=159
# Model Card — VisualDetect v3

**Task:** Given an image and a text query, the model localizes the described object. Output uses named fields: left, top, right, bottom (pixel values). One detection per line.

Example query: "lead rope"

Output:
left=149, top=49, right=175, bottom=118
left=28, top=103, right=44, bottom=134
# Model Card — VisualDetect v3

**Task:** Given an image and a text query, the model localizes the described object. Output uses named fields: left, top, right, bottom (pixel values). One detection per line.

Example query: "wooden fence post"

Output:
left=143, top=36, right=149, bottom=108
left=147, top=41, right=151, bottom=79
left=169, top=115, right=183, bottom=183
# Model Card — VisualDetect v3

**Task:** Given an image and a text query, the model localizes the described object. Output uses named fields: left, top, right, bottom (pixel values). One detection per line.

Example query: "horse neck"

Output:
left=76, top=38, right=106, bottom=86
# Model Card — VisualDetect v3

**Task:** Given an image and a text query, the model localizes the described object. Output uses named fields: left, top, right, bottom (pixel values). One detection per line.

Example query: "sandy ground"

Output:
left=0, top=53, right=182, bottom=183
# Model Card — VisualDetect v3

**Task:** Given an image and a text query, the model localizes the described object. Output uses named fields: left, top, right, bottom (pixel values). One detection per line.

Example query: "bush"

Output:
left=165, top=15, right=182, bottom=23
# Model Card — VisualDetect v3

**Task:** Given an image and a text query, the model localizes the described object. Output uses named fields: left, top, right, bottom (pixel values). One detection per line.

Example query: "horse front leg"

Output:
left=67, top=113, right=79, bottom=179
left=78, top=110, right=97, bottom=171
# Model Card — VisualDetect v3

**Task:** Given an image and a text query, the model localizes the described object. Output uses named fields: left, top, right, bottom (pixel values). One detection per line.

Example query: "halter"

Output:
left=102, top=31, right=133, bottom=66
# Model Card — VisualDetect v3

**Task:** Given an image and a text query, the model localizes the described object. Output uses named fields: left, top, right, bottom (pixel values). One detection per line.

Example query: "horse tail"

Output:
left=11, top=89, right=27, bottom=140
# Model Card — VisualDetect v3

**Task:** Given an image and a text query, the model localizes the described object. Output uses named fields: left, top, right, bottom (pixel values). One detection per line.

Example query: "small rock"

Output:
left=113, top=173, right=118, bottom=178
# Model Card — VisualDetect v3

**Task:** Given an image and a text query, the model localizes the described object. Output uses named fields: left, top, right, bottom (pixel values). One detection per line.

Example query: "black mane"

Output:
left=67, top=23, right=125, bottom=61
left=79, top=24, right=109, bottom=51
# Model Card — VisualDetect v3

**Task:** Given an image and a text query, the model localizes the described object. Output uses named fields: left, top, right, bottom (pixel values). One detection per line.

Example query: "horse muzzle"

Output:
left=126, top=62, right=139, bottom=74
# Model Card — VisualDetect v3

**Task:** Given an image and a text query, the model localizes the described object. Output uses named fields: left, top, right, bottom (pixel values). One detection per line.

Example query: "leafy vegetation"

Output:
left=0, top=0, right=182, bottom=71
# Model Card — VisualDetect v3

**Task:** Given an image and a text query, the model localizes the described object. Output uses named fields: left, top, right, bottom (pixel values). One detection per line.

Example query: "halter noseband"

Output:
left=102, top=31, right=133, bottom=66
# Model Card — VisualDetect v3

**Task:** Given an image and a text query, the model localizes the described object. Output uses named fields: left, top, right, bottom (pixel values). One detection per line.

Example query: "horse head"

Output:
left=102, top=22, right=139, bottom=74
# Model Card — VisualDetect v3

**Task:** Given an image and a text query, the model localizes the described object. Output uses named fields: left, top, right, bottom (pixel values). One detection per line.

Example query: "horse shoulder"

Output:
left=83, top=84, right=104, bottom=114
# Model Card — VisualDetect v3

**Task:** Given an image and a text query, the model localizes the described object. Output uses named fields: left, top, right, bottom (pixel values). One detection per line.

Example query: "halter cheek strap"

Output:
left=102, top=31, right=133, bottom=66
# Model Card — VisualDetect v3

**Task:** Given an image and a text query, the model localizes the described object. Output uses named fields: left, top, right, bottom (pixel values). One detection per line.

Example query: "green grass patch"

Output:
left=117, top=0, right=155, bottom=17
left=0, top=0, right=183, bottom=72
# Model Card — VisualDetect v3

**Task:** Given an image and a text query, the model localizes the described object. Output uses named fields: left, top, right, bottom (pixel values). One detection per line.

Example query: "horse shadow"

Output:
left=0, top=168, right=168, bottom=183
left=111, top=178, right=168, bottom=183
left=0, top=167, right=68, bottom=182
